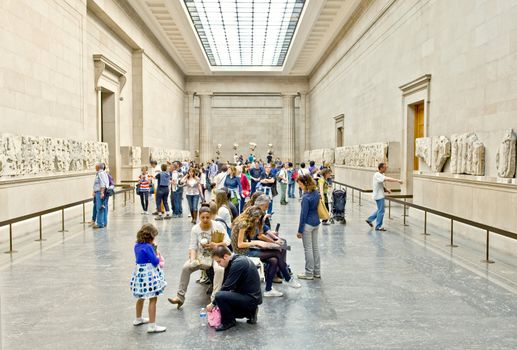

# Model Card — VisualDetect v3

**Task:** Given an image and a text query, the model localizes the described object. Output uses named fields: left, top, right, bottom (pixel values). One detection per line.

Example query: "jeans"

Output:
left=186, top=194, right=200, bottom=213
left=262, top=187, right=273, bottom=214
left=239, top=196, right=246, bottom=213
left=247, top=249, right=291, bottom=291
left=155, top=186, right=170, bottom=214
left=215, top=291, right=258, bottom=325
left=250, top=181, right=258, bottom=195
left=94, top=191, right=108, bottom=227
left=172, top=189, right=183, bottom=215
left=176, top=259, right=224, bottom=302
left=280, top=183, right=288, bottom=204
left=301, top=224, right=320, bottom=276
left=91, top=197, right=97, bottom=221
left=139, top=191, right=149, bottom=211
left=367, top=198, right=385, bottom=230
left=288, top=182, right=295, bottom=198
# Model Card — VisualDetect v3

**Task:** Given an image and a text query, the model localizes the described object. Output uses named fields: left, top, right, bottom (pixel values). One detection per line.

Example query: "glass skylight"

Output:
left=183, top=0, right=305, bottom=67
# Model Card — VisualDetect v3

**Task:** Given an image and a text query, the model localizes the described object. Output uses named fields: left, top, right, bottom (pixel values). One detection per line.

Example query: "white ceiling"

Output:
left=129, top=0, right=365, bottom=76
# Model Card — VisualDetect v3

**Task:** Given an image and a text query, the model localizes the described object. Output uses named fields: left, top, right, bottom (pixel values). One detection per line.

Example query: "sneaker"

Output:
left=133, top=317, right=149, bottom=326
left=144, top=211, right=149, bottom=215
left=314, top=274, right=321, bottom=279
left=297, top=273, right=314, bottom=280
left=147, top=324, right=167, bottom=333
left=286, top=278, right=302, bottom=288
left=263, top=288, right=283, bottom=297
left=365, top=220, right=373, bottom=227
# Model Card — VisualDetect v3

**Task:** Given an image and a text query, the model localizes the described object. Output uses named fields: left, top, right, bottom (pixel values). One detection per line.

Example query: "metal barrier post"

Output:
left=388, top=199, right=391, bottom=219
left=422, top=211, right=430, bottom=236
left=448, top=219, right=458, bottom=247
left=124, top=191, right=127, bottom=206
left=58, top=209, right=68, bottom=233
left=4, top=224, right=16, bottom=254
left=80, top=203, right=87, bottom=224
left=35, top=216, right=46, bottom=241
left=359, top=191, right=362, bottom=206
left=113, top=193, right=116, bottom=211
left=351, top=189, right=354, bottom=203
left=403, top=200, right=409, bottom=226
left=132, top=188, right=135, bottom=203
left=482, top=230, right=495, bottom=263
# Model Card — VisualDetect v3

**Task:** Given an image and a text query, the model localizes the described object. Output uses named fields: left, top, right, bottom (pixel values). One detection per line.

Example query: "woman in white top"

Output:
left=181, top=167, right=204, bottom=224
left=214, top=190, right=232, bottom=229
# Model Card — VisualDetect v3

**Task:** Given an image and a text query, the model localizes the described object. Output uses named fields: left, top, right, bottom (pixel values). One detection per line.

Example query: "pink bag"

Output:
left=208, top=307, right=221, bottom=328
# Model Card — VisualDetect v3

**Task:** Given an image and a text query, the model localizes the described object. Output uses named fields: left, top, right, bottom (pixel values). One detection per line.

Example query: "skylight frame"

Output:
left=183, top=0, right=306, bottom=67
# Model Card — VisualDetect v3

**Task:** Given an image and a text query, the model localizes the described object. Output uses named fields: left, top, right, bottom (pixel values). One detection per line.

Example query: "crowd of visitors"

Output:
left=126, top=153, right=398, bottom=333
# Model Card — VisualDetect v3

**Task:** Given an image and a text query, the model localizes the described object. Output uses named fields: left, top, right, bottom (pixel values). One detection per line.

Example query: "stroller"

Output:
left=330, top=188, right=347, bottom=224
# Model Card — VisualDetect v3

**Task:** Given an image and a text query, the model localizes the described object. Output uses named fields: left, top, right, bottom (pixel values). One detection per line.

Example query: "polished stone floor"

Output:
left=2, top=193, right=517, bottom=350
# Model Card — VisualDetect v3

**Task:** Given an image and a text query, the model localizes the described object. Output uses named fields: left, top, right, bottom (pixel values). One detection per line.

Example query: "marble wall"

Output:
left=141, top=147, right=190, bottom=165
left=0, top=133, right=108, bottom=179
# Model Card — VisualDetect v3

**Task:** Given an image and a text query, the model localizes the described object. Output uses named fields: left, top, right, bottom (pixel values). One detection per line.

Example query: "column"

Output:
left=282, top=93, right=297, bottom=162
left=198, top=93, right=213, bottom=164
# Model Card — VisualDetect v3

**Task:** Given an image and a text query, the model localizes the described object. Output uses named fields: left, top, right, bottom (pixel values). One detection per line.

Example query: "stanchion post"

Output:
left=4, top=224, right=17, bottom=254
left=58, top=208, right=68, bottom=233
left=124, top=191, right=127, bottom=206
left=482, top=230, right=495, bottom=263
left=359, top=191, right=362, bottom=206
left=388, top=199, right=391, bottom=219
left=422, top=211, right=430, bottom=236
left=112, top=192, right=116, bottom=211
left=448, top=219, right=458, bottom=247
left=351, top=189, right=354, bottom=203
left=80, top=203, right=87, bottom=224
left=35, top=215, right=46, bottom=241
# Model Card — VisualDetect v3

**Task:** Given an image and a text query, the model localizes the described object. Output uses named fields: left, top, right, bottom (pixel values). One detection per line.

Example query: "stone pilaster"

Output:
left=198, top=93, right=213, bottom=163
left=282, top=93, right=297, bottom=162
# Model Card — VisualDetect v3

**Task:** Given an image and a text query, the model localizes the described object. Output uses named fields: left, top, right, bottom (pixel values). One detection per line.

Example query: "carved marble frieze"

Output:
left=335, top=143, right=388, bottom=168
left=0, top=133, right=109, bottom=179
left=141, top=147, right=191, bottom=165
left=304, top=148, right=335, bottom=164
left=450, top=132, right=485, bottom=176
left=120, top=146, right=142, bottom=167
left=415, top=136, right=451, bottom=172
left=496, top=129, right=516, bottom=178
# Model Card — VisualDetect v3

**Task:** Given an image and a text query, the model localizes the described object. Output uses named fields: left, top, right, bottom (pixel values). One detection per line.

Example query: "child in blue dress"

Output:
left=130, top=223, right=167, bottom=333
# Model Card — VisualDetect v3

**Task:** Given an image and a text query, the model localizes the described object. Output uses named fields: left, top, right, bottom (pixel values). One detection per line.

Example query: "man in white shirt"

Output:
left=213, top=164, right=229, bottom=191
left=366, top=163, right=403, bottom=231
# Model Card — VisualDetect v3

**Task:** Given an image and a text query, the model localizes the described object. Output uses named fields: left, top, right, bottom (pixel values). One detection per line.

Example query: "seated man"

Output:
left=168, top=206, right=230, bottom=308
left=208, top=246, right=263, bottom=331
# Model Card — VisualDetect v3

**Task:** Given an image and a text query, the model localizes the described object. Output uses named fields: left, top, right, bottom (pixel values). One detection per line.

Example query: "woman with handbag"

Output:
left=137, top=166, right=152, bottom=214
left=180, top=167, right=205, bottom=224
left=296, top=174, right=322, bottom=280
left=168, top=206, right=230, bottom=309
left=318, top=168, right=333, bottom=225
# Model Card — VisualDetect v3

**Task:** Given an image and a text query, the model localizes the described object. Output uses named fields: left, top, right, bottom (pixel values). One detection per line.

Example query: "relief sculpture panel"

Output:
left=0, top=133, right=109, bottom=179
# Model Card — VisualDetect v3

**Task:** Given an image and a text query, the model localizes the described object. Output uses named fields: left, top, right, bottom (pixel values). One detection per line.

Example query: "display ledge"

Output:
left=334, top=164, right=401, bottom=172
left=414, top=172, right=517, bottom=189
left=0, top=171, right=96, bottom=186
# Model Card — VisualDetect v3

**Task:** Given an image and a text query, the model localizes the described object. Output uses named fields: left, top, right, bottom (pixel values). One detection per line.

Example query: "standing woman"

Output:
left=200, top=166, right=208, bottom=200
left=224, top=165, right=242, bottom=208
left=214, top=190, right=232, bottom=229
left=296, top=175, right=321, bottom=280
left=181, top=167, right=204, bottom=224
left=138, top=166, right=152, bottom=214
left=318, top=168, right=332, bottom=225
left=237, top=165, right=250, bottom=213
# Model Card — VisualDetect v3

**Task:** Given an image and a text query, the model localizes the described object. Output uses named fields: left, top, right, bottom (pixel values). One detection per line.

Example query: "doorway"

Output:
left=100, top=90, right=117, bottom=180
left=413, top=102, right=424, bottom=171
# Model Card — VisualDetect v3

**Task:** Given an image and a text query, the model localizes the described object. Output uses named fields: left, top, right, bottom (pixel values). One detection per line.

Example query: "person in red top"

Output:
left=237, top=165, right=250, bottom=213
left=138, top=166, right=153, bottom=214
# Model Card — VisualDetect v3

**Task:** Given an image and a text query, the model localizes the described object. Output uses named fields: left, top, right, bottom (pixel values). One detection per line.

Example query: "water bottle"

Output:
left=200, top=307, right=207, bottom=326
